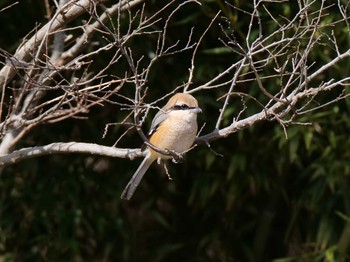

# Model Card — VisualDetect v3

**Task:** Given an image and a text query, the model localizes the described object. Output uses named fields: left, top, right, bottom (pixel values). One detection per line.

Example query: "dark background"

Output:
left=0, top=0, right=350, bottom=261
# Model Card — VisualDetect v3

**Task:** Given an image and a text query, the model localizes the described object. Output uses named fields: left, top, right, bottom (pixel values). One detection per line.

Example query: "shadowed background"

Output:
left=0, top=0, right=350, bottom=261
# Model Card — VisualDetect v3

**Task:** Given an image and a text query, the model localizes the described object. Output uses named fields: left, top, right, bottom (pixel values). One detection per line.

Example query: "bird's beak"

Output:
left=193, top=107, right=202, bottom=113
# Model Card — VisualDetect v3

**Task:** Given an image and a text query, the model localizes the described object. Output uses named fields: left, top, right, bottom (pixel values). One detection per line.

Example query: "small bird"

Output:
left=121, top=93, right=201, bottom=200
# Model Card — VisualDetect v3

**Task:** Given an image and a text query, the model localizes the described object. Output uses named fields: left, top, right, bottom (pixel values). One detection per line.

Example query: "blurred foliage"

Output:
left=0, top=0, right=350, bottom=261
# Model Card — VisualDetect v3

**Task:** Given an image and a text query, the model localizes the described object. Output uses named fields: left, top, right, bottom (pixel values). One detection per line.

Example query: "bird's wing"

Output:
left=148, top=107, right=168, bottom=137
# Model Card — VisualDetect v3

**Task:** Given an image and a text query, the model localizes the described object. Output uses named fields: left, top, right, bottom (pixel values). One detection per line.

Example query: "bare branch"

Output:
left=0, top=142, right=143, bottom=167
left=0, top=0, right=349, bottom=167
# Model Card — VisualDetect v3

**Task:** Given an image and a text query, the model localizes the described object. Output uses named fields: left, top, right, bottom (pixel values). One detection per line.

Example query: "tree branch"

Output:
left=0, top=0, right=107, bottom=88
left=0, top=142, right=143, bottom=167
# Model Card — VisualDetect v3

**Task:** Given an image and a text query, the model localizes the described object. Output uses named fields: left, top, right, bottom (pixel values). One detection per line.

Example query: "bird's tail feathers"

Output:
left=121, top=155, right=154, bottom=200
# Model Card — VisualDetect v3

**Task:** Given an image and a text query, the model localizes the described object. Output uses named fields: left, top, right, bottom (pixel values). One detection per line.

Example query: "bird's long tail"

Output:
left=121, top=155, right=154, bottom=200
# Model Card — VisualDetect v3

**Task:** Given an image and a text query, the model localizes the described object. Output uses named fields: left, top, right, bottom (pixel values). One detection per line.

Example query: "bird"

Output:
left=121, top=93, right=202, bottom=200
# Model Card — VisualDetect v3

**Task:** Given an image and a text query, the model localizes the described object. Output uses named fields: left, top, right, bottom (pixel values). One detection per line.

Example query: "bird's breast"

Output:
left=149, top=112, right=198, bottom=156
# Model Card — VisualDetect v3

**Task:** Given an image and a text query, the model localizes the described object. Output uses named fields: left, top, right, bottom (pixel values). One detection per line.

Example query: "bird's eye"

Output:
left=174, top=104, right=189, bottom=110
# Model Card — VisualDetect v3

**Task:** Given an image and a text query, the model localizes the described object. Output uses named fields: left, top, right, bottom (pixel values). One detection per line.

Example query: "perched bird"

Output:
left=121, top=93, right=201, bottom=200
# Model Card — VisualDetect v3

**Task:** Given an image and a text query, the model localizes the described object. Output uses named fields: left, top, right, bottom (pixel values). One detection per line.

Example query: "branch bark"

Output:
left=0, top=142, right=143, bottom=167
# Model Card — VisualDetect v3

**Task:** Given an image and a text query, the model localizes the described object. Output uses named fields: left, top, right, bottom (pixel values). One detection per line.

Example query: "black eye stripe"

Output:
left=172, top=104, right=191, bottom=110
